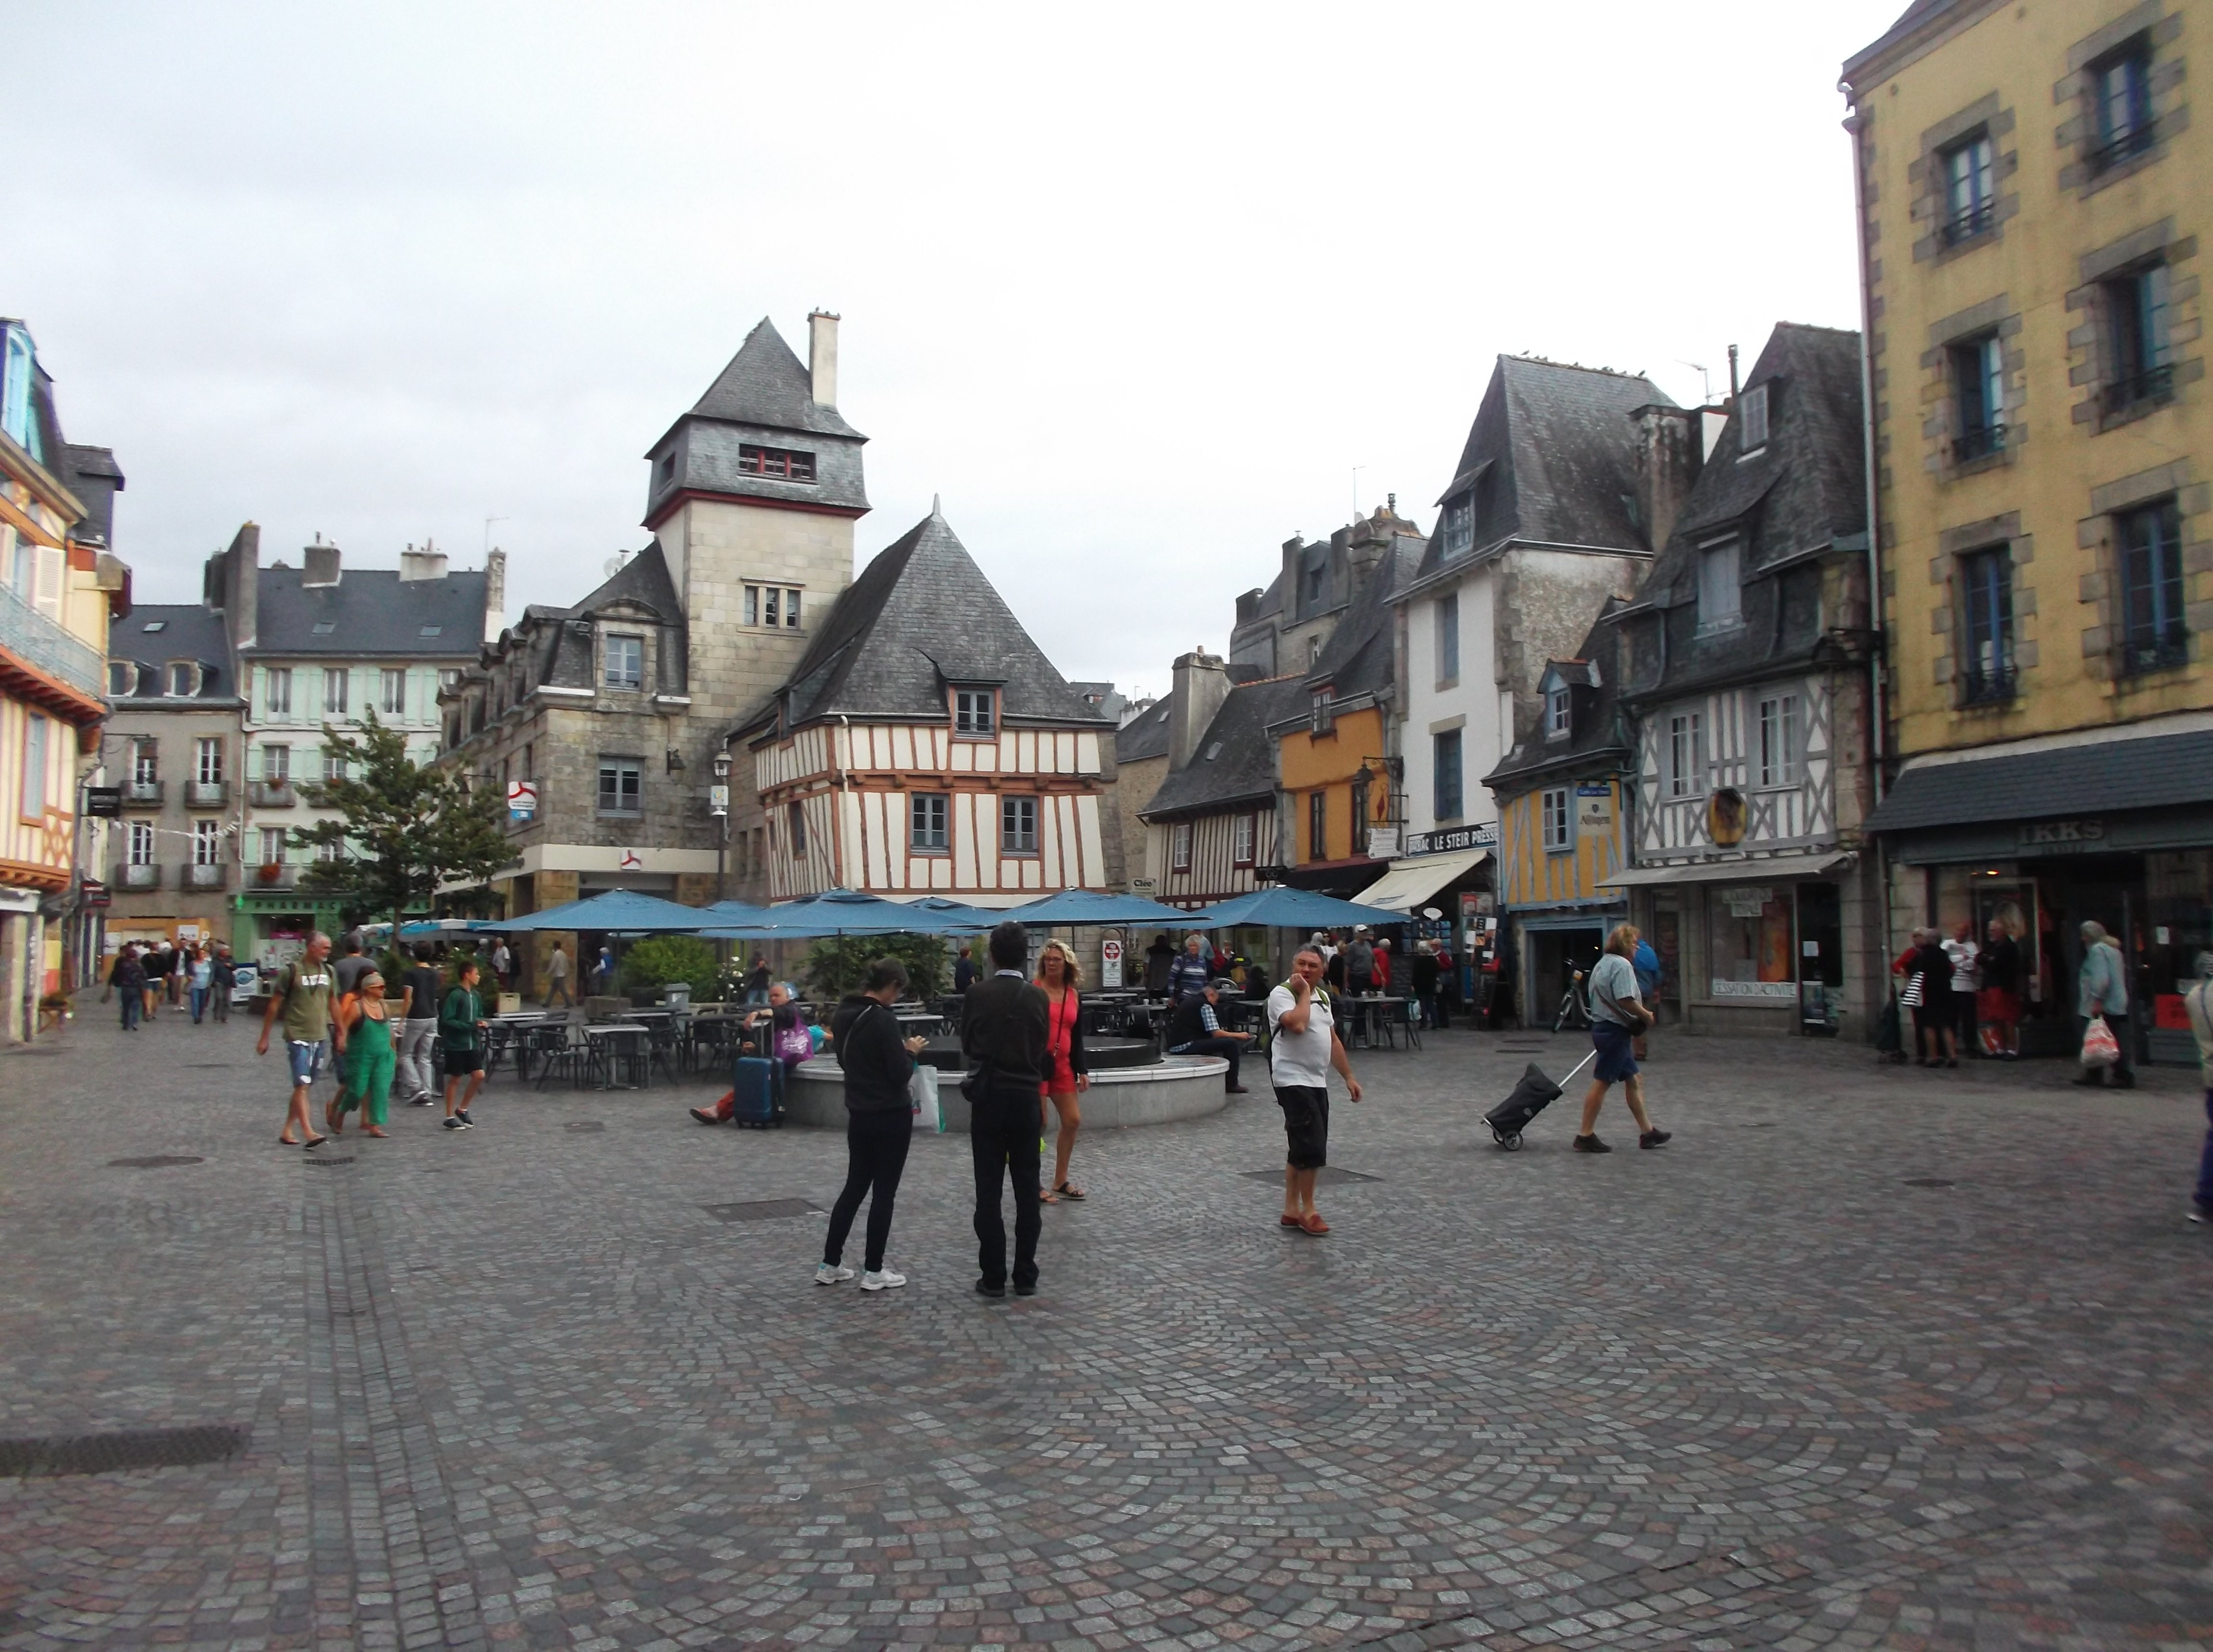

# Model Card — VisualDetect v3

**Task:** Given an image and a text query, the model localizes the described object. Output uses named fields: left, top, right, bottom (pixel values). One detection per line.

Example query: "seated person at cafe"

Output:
left=1165, top=978, right=1251, bottom=1094
left=691, top=982, right=818, bottom=1125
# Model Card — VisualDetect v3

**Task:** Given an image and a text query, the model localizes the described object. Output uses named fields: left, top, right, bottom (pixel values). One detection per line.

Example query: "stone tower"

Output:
left=642, top=313, right=868, bottom=755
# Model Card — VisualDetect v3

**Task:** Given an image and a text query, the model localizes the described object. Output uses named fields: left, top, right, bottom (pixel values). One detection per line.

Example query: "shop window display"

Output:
left=1710, top=886, right=1794, bottom=1000
left=2145, top=851, right=2213, bottom=1057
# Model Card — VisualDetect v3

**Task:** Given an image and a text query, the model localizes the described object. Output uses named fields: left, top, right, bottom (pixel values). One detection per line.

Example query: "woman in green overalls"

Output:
left=334, top=971, right=397, bottom=1138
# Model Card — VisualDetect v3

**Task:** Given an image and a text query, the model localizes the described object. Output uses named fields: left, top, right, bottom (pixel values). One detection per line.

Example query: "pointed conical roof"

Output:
left=686, top=317, right=864, bottom=440
left=750, top=510, right=1109, bottom=731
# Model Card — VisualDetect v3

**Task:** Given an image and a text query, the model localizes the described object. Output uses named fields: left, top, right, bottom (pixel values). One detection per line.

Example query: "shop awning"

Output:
left=1356, top=848, right=1491, bottom=912
left=1599, top=851, right=1848, bottom=889
left=1863, top=726, right=2213, bottom=833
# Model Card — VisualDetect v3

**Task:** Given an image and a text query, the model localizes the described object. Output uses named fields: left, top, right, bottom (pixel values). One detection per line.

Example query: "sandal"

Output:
left=1054, top=1182, right=1086, bottom=1201
left=278, top=1135, right=301, bottom=1146
left=303, top=1135, right=328, bottom=1150
left=1279, top=1213, right=1303, bottom=1228
left=1038, top=1187, right=1059, bottom=1204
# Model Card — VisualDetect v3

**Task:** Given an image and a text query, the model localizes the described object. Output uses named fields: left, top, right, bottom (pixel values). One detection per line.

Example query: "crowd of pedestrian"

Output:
left=103, top=936, right=238, bottom=1030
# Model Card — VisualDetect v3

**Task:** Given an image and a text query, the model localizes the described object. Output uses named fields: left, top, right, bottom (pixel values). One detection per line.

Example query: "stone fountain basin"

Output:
left=785, top=1048, right=1232, bottom=1134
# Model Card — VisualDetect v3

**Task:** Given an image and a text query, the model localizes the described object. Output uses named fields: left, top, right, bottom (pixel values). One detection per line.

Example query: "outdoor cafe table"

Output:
left=1341, top=994, right=1420, bottom=1051
left=581, top=1022, right=650, bottom=1090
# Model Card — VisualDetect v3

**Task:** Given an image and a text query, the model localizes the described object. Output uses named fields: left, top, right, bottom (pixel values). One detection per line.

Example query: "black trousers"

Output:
left=823, top=1109, right=913, bottom=1273
left=969, top=1084, right=1042, bottom=1288
left=1170, top=1035, right=1243, bottom=1088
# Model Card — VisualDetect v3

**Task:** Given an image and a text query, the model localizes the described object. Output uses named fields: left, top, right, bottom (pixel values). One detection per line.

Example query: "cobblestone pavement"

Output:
left=2, top=1003, right=2210, bottom=1652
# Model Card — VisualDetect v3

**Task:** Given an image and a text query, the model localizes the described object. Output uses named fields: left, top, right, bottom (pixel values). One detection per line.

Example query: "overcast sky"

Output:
left=14, top=0, right=1904, bottom=701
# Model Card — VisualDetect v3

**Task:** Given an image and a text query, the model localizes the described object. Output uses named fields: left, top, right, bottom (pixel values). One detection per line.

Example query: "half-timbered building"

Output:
left=1605, top=323, right=1882, bottom=1039
left=732, top=509, right=1116, bottom=904
left=1137, top=653, right=1302, bottom=909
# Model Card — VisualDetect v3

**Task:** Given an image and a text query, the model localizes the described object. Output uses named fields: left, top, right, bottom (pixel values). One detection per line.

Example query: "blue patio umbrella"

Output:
left=473, top=888, right=717, bottom=934
left=999, top=889, right=1202, bottom=928
left=1184, top=887, right=1411, bottom=933
left=699, top=888, right=994, bottom=940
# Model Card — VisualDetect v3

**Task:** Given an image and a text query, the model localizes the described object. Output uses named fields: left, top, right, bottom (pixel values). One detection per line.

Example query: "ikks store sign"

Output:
left=2017, top=817, right=2104, bottom=851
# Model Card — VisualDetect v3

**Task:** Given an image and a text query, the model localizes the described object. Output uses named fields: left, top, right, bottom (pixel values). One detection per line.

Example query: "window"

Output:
left=1546, top=685, right=1572, bottom=740
left=1302, top=555, right=1327, bottom=612
left=258, top=826, right=287, bottom=864
left=263, top=742, right=290, bottom=782
left=1435, top=593, right=1459, bottom=683
left=323, top=751, right=349, bottom=784
left=1, top=324, right=35, bottom=453
left=193, top=819, right=222, bottom=866
left=417, top=625, right=441, bottom=638
left=1001, top=795, right=1039, bottom=854
left=316, top=838, right=344, bottom=863
left=1172, top=821, right=1193, bottom=872
left=367, top=667, right=401, bottom=718
left=1961, top=548, right=2016, bottom=703
left=1433, top=729, right=1463, bottom=820
left=1307, top=790, right=1327, bottom=860
left=1697, top=538, right=1743, bottom=632
left=196, top=737, right=223, bottom=785
left=1541, top=787, right=1573, bottom=853
left=657, top=451, right=676, bottom=489
left=1756, top=694, right=1801, bottom=788
left=735, top=443, right=816, bottom=481
left=127, top=821, right=155, bottom=866
left=11, top=530, right=35, bottom=601
left=20, top=712, right=47, bottom=817
left=1442, top=494, right=1474, bottom=558
left=323, top=668, right=348, bottom=715
left=266, top=668, right=292, bottom=715
left=1309, top=689, right=1335, bottom=735
left=604, top=633, right=644, bottom=690
left=1739, top=384, right=1770, bottom=452
left=438, top=668, right=462, bottom=692
left=311, top=620, right=336, bottom=635
left=744, top=585, right=758, bottom=626
left=2104, top=264, right=2172, bottom=415
left=596, top=759, right=643, bottom=815
left=1939, top=130, right=1995, bottom=244
left=1667, top=711, right=1706, bottom=798
left=166, top=662, right=195, bottom=697
left=2087, top=40, right=2154, bottom=174
left=787, top=801, right=807, bottom=856
left=910, top=792, right=949, bottom=851
left=782, top=588, right=801, bottom=629
left=954, top=688, right=996, bottom=737
left=1307, top=634, right=1324, bottom=668
left=106, top=661, right=132, bottom=696
left=1231, top=813, right=1254, bottom=867
left=2119, top=499, right=2188, bottom=674
left=132, top=741, right=158, bottom=786
left=1950, top=334, right=2006, bottom=462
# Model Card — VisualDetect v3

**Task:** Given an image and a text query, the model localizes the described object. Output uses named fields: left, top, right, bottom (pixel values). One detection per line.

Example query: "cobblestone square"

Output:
left=2, top=1008, right=2209, bottom=1650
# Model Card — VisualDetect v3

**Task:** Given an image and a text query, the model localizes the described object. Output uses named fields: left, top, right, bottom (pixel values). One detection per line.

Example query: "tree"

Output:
left=293, top=712, right=514, bottom=940
left=801, top=934, right=947, bottom=1002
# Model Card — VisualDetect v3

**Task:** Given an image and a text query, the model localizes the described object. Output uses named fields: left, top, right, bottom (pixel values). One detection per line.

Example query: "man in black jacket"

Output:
left=1165, top=979, right=1251, bottom=1093
left=961, top=921, right=1049, bottom=1298
left=820, top=959, right=930, bottom=1291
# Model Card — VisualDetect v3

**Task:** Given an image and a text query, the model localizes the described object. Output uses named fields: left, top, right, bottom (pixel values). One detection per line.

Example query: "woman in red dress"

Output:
left=1035, top=939, right=1091, bottom=1202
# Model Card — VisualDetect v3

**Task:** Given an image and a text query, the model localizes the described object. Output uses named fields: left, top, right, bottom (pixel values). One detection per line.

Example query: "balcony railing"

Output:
left=1952, top=422, right=2006, bottom=464
left=185, top=863, right=228, bottom=891
left=2085, top=121, right=2157, bottom=176
left=1939, top=200, right=1996, bottom=246
left=117, top=862, right=161, bottom=890
left=250, top=862, right=298, bottom=890
left=187, top=779, right=229, bottom=808
left=2103, top=363, right=2176, bottom=417
left=123, top=779, right=163, bottom=807
left=248, top=780, right=297, bottom=808
left=0, top=581, right=106, bottom=702
left=1961, top=665, right=2018, bottom=705
left=2122, top=630, right=2189, bottom=676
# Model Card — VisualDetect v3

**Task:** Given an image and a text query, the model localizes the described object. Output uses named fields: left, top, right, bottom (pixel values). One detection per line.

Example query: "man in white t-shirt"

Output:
left=1265, top=946, right=1362, bottom=1236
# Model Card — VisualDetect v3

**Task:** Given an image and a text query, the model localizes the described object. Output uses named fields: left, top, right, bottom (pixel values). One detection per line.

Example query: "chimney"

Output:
left=398, top=538, right=450, bottom=582
left=482, top=547, right=507, bottom=643
left=1167, top=648, right=1231, bottom=772
left=808, top=310, right=839, bottom=407
left=1629, top=404, right=1703, bottom=553
left=302, top=535, right=341, bottom=588
left=226, top=522, right=259, bottom=648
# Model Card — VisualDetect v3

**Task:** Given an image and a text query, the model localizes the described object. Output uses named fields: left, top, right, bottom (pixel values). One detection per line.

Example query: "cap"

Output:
left=1209, top=977, right=1236, bottom=992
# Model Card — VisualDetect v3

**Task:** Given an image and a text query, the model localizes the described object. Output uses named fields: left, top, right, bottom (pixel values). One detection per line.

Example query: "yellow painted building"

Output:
left=1848, top=0, right=2213, bottom=1062
left=1278, top=702, right=1389, bottom=877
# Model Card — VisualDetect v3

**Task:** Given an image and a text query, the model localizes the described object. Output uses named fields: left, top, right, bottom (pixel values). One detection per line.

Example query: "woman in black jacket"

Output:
left=817, top=959, right=928, bottom=1291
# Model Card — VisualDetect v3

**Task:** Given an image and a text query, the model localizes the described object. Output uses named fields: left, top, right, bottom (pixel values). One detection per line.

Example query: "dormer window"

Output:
left=657, top=451, right=676, bottom=490
left=1696, top=535, right=1743, bottom=633
left=1546, top=685, right=1572, bottom=740
left=1309, top=688, right=1335, bottom=735
left=737, top=444, right=816, bottom=482
left=141, top=620, right=166, bottom=633
left=1739, top=384, right=1770, bottom=454
left=312, top=620, right=336, bottom=635
left=108, top=661, right=134, bottom=696
left=604, top=632, right=644, bottom=690
left=166, top=662, right=196, bottom=697
left=953, top=687, right=997, bottom=738
left=1442, top=493, right=1474, bottom=557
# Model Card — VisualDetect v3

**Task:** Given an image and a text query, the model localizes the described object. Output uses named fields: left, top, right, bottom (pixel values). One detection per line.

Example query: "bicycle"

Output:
left=1550, top=969, right=1592, bottom=1034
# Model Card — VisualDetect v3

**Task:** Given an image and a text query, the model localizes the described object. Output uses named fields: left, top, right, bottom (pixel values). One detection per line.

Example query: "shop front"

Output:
left=1362, top=830, right=1497, bottom=1019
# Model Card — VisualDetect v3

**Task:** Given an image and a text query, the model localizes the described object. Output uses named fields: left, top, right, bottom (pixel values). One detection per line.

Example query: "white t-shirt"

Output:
left=1943, top=939, right=1980, bottom=993
left=1266, top=982, right=1335, bottom=1088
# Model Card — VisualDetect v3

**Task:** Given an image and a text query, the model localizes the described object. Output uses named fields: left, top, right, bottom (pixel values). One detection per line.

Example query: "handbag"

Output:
left=2079, top=1014, right=2119, bottom=1069
left=774, top=1018, right=814, bottom=1064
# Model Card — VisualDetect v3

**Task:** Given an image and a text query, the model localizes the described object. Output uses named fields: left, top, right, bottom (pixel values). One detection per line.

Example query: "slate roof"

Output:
left=1116, top=697, right=1174, bottom=764
left=684, top=319, right=863, bottom=441
left=1140, top=675, right=1308, bottom=819
left=504, top=543, right=687, bottom=694
left=108, top=604, right=240, bottom=703
left=1413, top=358, right=1675, bottom=584
left=61, top=444, right=123, bottom=547
left=742, top=510, right=1109, bottom=736
left=248, top=564, right=491, bottom=657
left=1485, top=602, right=1631, bottom=790
left=1864, top=728, right=2213, bottom=832
left=1618, top=323, right=1867, bottom=703
left=1301, top=535, right=1425, bottom=704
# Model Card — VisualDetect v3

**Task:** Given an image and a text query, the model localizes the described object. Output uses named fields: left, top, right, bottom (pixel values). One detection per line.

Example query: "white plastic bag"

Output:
left=2079, top=1014, right=2119, bottom=1069
left=910, top=1063, right=941, bottom=1132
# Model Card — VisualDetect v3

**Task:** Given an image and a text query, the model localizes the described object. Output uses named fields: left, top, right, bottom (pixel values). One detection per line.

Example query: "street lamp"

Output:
left=710, top=753, right=732, bottom=903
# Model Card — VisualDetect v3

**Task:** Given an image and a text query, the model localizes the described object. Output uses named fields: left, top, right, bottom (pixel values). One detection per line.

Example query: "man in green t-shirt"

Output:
left=440, top=959, right=490, bottom=1130
left=258, top=933, right=337, bottom=1148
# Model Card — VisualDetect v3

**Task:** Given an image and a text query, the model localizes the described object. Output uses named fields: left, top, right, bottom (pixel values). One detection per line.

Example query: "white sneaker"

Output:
left=861, top=1268, right=907, bottom=1291
left=815, top=1263, right=854, bottom=1285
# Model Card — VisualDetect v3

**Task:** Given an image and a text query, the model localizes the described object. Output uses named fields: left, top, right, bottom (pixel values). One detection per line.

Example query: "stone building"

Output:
left=441, top=314, right=866, bottom=978
left=730, top=509, right=1117, bottom=904
left=1228, top=501, right=1425, bottom=677
left=1845, top=0, right=2213, bottom=1064
left=1135, top=653, right=1300, bottom=908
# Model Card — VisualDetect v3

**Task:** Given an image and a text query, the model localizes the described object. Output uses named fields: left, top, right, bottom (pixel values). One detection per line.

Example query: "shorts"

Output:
left=442, top=1045, right=485, bottom=1079
left=286, top=1040, right=326, bottom=1087
left=1274, top=1084, right=1330, bottom=1171
left=1593, top=1020, right=1640, bottom=1083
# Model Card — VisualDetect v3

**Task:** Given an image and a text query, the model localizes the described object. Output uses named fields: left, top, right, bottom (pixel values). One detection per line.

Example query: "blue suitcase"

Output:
left=731, top=1056, right=785, bottom=1128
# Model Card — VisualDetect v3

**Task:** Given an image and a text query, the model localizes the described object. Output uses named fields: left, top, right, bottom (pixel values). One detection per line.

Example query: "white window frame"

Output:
left=132, top=741, right=158, bottom=785
left=603, top=634, right=644, bottom=691
left=1001, top=795, right=1039, bottom=855
left=1546, top=685, right=1572, bottom=741
left=1172, top=821, right=1193, bottom=872
left=323, top=750, right=348, bottom=784
left=380, top=667, right=408, bottom=716
left=1541, top=786, right=1573, bottom=853
left=266, top=667, right=292, bottom=716
left=323, top=668, right=348, bottom=716
left=21, top=711, right=48, bottom=817
left=127, top=820, right=155, bottom=866
left=107, top=661, right=133, bottom=697
left=259, top=826, right=288, bottom=864
left=1230, top=813, right=1253, bottom=868
left=1757, top=694, right=1801, bottom=790
left=193, top=819, right=223, bottom=866
left=196, top=737, right=223, bottom=785
left=166, top=662, right=195, bottom=698
left=910, top=792, right=949, bottom=852
left=1667, top=711, right=1706, bottom=799
left=1309, top=689, right=1335, bottom=735
left=1739, top=384, right=1770, bottom=453
left=262, top=743, right=290, bottom=783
